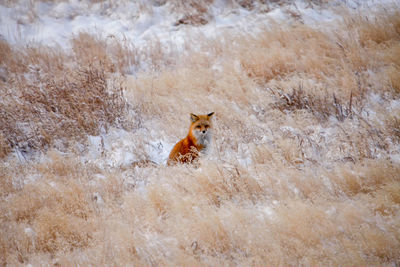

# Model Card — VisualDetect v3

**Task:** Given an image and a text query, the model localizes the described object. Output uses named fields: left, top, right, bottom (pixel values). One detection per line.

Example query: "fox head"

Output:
left=190, top=112, right=214, bottom=147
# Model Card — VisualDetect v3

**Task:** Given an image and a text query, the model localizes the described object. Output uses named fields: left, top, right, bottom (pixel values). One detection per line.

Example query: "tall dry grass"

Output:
left=1, top=2, right=400, bottom=266
left=0, top=35, right=134, bottom=158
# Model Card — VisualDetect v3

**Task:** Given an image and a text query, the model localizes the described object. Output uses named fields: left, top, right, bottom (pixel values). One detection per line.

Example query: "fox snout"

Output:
left=199, top=129, right=208, bottom=137
left=194, top=126, right=210, bottom=135
left=194, top=126, right=211, bottom=146
left=196, top=127, right=208, bottom=134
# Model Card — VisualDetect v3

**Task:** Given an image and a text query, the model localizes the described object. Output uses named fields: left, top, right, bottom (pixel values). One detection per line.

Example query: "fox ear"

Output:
left=207, top=112, right=215, bottom=118
left=190, top=113, right=199, bottom=122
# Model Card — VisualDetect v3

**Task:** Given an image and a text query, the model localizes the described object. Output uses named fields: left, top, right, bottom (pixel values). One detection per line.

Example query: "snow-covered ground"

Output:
left=1, top=0, right=386, bottom=49
left=1, top=0, right=290, bottom=48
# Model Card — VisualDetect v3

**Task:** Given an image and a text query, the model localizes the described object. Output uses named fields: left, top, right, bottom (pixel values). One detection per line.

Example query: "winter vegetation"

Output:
left=1, top=0, right=400, bottom=265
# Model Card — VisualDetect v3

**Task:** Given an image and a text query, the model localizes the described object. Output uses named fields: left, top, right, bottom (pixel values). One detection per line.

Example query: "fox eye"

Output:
left=205, top=125, right=209, bottom=129
left=196, top=125, right=201, bottom=129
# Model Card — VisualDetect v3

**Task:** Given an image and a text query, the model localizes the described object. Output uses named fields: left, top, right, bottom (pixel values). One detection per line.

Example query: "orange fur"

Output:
left=168, top=112, right=214, bottom=165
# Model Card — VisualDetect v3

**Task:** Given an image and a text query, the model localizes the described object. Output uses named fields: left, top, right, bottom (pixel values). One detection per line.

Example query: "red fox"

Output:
left=168, top=112, right=214, bottom=165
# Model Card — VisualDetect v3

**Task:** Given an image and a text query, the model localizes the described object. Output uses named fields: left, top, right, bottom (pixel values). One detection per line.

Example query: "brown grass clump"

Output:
left=172, top=0, right=214, bottom=26
left=238, top=25, right=340, bottom=83
left=353, top=8, right=400, bottom=48
left=0, top=38, right=11, bottom=66
left=0, top=38, right=130, bottom=158
left=71, top=32, right=137, bottom=74
left=0, top=153, right=96, bottom=264
left=385, top=65, right=400, bottom=95
left=34, top=208, right=92, bottom=253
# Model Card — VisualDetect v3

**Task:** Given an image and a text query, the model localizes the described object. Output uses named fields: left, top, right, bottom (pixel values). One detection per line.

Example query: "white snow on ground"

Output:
left=85, top=127, right=173, bottom=168
left=3, top=0, right=393, bottom=50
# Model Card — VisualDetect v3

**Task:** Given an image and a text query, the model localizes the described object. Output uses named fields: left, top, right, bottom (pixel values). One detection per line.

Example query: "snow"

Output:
left=2, top=0, right=398, bottom=49
left=0, top=0, right=350, bottom=49
left=262, top=206, right=274, bottom=218
left=85, top=127, right=172, bottom=168
left=295, top=1, right=341, bottom=26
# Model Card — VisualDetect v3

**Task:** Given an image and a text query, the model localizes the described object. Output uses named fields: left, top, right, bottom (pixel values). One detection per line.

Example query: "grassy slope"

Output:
left=1, top=1, right=400, bottom=266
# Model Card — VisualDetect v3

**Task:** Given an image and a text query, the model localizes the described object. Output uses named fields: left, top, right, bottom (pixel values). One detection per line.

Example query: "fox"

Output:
left=168, top=112, right=214, bottom=165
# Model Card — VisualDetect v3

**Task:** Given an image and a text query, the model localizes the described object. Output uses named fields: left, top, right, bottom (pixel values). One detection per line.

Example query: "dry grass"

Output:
left=71, top=32, right=137, bottom=74
left=170, top=0, right=214, bottom=26
left=1, top=2, right=400, bottom=266
left=0, top=38, right=131, bottom=158
left=1, top=156, right=399, bottom=265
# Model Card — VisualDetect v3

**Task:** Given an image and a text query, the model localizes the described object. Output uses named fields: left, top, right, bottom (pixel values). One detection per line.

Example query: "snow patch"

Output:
left=85, top=127, right=172, bottom=168
left=2, top=0, right=380, bottom=50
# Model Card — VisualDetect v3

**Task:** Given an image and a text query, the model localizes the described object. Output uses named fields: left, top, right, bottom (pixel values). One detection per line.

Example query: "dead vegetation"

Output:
left=0, top=38, right=131, bottom=158
left=1, top=1, right=400, bottom=266
left=170, top=0, right=214, bottom=26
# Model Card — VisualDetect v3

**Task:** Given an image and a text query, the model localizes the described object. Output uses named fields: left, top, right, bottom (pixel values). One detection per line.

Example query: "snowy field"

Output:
left=1, top=0, right=400, bottom=265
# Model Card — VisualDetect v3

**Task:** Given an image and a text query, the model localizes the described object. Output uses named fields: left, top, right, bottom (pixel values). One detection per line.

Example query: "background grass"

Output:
left=1, top=1, right=400, bottom=266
